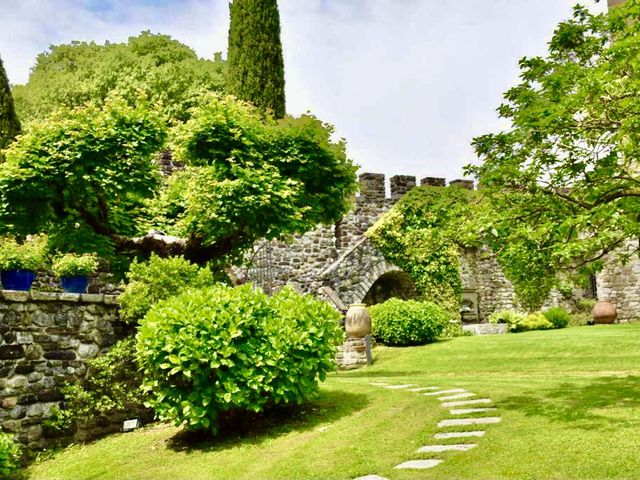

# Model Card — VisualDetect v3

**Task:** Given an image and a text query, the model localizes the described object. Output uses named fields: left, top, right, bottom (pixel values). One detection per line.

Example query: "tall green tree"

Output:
left=0, top=55, right=21, bottom=150
left=227, top=0, right=286, bottom=118
left=468, top=1, right=640, bottom=308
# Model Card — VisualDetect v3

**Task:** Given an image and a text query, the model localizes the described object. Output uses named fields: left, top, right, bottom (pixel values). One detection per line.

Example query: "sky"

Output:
left=0, top=0, right=607, bottom=183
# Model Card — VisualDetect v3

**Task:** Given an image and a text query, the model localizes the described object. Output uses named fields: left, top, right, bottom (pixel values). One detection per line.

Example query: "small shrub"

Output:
left=0, top=432, right=21, bottom=479
left=543, top=307, right=570, bottom=329
left=488, top=309, right=526, bottom=326
left=51, top=253, right=99, bottom=277
left=369, top=298, right=449, bottom=346
left=45, top=338, right=147, bottom=436
left=0, top=235, right=47, bottom=271
left=137, top=285, right=342, bottom=433
left=118, top=254, right=214, bottom=322
left=512, top=313, right=554, bottom=333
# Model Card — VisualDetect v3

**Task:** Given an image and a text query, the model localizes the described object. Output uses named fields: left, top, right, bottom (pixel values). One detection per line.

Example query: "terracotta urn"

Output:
left=345, top=303, right=371, bottom=338
left=592, top=300, right=617, bottom=324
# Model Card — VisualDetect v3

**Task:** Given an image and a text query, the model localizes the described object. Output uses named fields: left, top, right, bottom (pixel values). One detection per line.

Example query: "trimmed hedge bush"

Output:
left=136, top=285, right=343, bottom=433
left=118, top=254, right=214, bottom=322
left=369, top=298, right=449, bottom=346
left=543, top=307, right=570, bottom=329
left=0, top=432, right=21, bottom=479
left=489, top=309, right=554, bottom=332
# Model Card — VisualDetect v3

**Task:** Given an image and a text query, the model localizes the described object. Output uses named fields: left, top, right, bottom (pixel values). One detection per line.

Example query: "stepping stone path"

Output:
left=357, top=381, right=502, bottom=479
left=395, top=459, right=443, bottom=469
left=442, top=398, right=492, bottom=407
left=417, top=443, right=477, bottom=452
left=434, top=430, right=486, bottom=439
left=449, top=407, right=497, bottom=415
left=438, top=416, right=501, bottom=427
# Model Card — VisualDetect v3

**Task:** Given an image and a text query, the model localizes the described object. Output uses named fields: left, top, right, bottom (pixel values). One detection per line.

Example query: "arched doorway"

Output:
left=362, top=270, right=417, bottom=306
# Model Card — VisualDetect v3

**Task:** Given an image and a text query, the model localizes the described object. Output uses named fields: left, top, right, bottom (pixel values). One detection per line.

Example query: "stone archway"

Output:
left=362, top=270, right=417, bottom=306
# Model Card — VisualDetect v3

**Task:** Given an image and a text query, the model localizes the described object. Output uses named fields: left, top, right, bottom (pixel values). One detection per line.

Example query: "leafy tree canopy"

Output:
left=0, top=95, right=357, bottom=268
left=467, top=1, right=640, bottom=308
left=12, top=31, right=225, bottom=125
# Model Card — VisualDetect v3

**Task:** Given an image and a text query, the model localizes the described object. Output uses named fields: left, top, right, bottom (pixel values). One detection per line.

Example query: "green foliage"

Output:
left=0, top=55, right=21, bottom=151
left=0, top=235, right=47, bottom=271
left=367, top=186, right=475, bottom=314
left=159, top=95, right=357, bottom=262
left=543, top=307, right=570, bottom=329
left=137, top=284, right=342, bottom=433
left=12, top=32, right=225, bottom=125
left=42, top=406, right=76, bottom=438
left=0, top=98, right=167, bottom=248
left=468, top=2, right=640, bottom=309
left=227, top=0, right=286, bottom=118
left=51, top=253, right=99, bottom=277
left=369, top=298, right=449, bottom=346
left=489, top=309, right=554, bottom=332
left=118, top=254, right=214, bottom=323
left=0, top=432, right=21, bottom=478
left=47, top=338, right=146, bottom=434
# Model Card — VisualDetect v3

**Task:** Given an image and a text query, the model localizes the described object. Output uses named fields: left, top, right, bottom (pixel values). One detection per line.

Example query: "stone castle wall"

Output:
left=597, top=240, right=640, bottom=322
left=0, top=291, right=126, bottom=449
left=245, top=172, right=639, bottom=322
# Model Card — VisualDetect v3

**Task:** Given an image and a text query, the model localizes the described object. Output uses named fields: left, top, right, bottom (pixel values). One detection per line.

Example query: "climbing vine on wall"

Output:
left=366, top=186, right=476, bottom=316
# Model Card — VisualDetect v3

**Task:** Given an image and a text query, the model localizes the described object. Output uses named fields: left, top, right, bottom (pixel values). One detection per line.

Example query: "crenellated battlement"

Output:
left=356, top=172, right=474, bottom=202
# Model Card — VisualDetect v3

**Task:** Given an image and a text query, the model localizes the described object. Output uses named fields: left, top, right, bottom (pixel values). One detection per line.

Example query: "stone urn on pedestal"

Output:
left=345, top=303, right=371, bottom=338
left=592, top=300, right=617, bottom=324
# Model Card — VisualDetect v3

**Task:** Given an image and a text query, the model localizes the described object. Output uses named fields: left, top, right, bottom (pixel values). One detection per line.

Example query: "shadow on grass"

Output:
left=501, top=375, right=640, bottom=430
left=167, top=389, right=369, bottom=453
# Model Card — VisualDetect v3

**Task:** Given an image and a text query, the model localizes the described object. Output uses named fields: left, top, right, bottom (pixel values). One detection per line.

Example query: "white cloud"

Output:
left=1, top=0, right=607, bottom=181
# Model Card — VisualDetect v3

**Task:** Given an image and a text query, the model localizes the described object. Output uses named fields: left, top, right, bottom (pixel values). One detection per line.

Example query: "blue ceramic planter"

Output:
left=1, top=269, right=36, bottom=291
left=60, top=276, right=89, bottom=294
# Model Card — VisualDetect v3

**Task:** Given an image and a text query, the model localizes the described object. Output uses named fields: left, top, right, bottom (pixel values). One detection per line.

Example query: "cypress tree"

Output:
left=0, top=55, right=21, bottom=150
left=227, top=0, right=286, bottom=118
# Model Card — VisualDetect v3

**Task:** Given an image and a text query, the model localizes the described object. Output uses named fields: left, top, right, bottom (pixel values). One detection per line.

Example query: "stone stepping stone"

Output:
left=408, top=386, right=440, bottom=392
left=450, top=407, right=497, bottom=415
left=394, top=459, right=443, bottom=470
left=422, top=388, right=467, bottom=396
left=437, top=392, right=477, bottom=401
left=369, top=382, right=388, bottom=386
left=354, top=476, right=389, bottom=480
left=384, top=384, right=416, bottom=389
left=434, top=431, right=486, bottom=439
left=438, top=417, right=501, bottom=427
left=417, top=443, right=477, bottom=453
left=442, top=398, right=492, bottom=408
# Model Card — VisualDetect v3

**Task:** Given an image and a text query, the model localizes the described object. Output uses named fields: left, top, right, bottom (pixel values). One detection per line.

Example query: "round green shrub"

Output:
left=51, top=253, right=99, bottom=277
left=543, top=307, right=570, bottom=329
left=137, top=285, right=343, bottom=433
left=0, top=432, right=21, bottom=479
left=512, top=313, right=554, bottom=333
left=369, top=298, right=449, bottom=346
left=118, top=254, right=214, bottom=323
left=488, top=309, right=526, bottom=326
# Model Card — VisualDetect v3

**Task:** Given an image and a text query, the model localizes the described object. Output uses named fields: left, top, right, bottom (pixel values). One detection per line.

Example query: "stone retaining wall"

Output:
left=0, top=290, right=125, bottom=448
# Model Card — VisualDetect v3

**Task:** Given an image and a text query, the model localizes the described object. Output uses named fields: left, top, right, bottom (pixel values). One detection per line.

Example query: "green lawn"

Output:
left=29, top=323, right=640, bottom=480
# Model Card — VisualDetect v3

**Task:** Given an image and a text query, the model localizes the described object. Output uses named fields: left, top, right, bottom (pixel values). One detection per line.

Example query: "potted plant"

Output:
left=52, top=253, right=99, bottom=294
left=0, top=235, right=48, bottom=291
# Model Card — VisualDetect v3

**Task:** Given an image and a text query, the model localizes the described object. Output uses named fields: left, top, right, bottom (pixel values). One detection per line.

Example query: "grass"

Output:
left=28, top=323, right=640, bottom=480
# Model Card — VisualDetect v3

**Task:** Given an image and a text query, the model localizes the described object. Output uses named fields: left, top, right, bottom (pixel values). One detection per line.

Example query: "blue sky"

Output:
left=0, top=0, right=607, bottom=183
